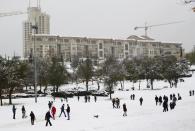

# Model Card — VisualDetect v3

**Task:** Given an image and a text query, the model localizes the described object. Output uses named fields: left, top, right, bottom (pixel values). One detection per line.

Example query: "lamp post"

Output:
left=31, top=24, right=38, bottom=103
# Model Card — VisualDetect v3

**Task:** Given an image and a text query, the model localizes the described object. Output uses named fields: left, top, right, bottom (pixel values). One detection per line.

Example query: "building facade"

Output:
left=23, top=7, right=182, bottom=61
left=23, top=7, right=50, bottom=57
left=27, top=34, right=182, bottom=61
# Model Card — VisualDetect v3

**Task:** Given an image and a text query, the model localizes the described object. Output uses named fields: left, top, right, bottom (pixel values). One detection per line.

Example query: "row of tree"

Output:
left=0, top=55, right=189, bottom=105
left=71, top=55, right=189, bottom=99
left=185, top=49, right=195, bottom=64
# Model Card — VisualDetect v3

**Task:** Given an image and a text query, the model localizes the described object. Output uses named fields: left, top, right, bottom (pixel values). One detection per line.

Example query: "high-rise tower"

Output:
left=23, top=4, right=50, bottom=57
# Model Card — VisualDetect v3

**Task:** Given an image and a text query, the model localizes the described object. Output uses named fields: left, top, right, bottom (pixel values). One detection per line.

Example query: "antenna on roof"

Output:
left=28, top=0, right=31, bottom=8
left=37, top=0, right=41, bottom=9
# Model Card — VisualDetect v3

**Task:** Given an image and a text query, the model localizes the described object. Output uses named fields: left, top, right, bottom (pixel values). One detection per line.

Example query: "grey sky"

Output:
left=0, top=0, right=195, bottom=57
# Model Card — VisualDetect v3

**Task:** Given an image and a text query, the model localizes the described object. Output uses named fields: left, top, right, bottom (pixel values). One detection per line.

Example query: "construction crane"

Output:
left=134, top=21, right=183, bottom=37
left=0, top=11, right=27, bottom=17
left=0, top=0, right=41, bottom=17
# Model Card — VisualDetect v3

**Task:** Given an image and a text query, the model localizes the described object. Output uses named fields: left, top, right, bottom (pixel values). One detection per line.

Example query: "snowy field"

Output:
left=0, top=72, right=195, bottom=131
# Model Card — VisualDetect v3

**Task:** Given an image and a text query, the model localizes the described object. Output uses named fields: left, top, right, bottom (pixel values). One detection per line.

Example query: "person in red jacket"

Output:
left=51, top=106, right=56, bottom=120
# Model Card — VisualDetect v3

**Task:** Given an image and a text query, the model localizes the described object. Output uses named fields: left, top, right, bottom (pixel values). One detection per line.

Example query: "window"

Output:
left=49, top=38, right=54, bottom=41
left=76, top=39, right=80, bottom=43
left=36, top=37, right=42, bottom=41
left=117, top=42, right=121, bottom=45
left=64, top=39, right=69, bottom=42
left=99, top=43, right=103, bottom=49
left=99, top=51, right=103, bottom=57
left=125, top=44, right=128, bottom=50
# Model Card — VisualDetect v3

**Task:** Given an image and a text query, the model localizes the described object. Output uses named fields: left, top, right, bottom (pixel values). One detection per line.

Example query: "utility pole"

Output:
left=32, top=24, right=38, bottom=103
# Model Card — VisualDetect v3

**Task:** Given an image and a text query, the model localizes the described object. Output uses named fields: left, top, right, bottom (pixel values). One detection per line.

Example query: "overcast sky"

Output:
left=0, top=0, right=195, bottom=57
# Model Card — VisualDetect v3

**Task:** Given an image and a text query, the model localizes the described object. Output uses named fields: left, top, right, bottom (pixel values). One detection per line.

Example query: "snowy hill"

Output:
left=0, top=74, right=195, bottom=131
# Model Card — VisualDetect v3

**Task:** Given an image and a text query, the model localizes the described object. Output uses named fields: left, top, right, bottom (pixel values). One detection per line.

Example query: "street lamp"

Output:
left=31, top=24, right=38, bottom=103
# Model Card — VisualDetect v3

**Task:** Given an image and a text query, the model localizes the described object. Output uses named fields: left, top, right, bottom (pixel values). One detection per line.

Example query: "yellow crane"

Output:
left=134, top=21, right=183, bottom=37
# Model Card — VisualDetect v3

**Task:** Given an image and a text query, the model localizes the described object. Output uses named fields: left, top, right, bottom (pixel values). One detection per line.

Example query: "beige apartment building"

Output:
left=27, top=34, right=182, bottom=61
left=23, top=7, right=182, bottom=61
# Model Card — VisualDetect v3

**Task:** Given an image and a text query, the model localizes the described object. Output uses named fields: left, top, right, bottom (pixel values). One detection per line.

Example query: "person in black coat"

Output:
left=159, top=96, right=162, bottom=105
left=94, top=95, right=97, bottom=102
left=45, top=111, right=52, bottom=126
left=59, top=104, right=66, bottom=117
left=22, top=105, right=26, bottom=118
left=155, top=95, right=158, bottom=106
left=30, top=111, right=35, bottom=125
left=48, top=101, right=52, bottom=109
left=189, top=90, right=192, bottom=96
left=122, top=103, right=127, bottom=116
left=66, top=104, right=70, bottom=120
left=12, top=105, right=16, bottom=119
left=139, top=97, right=143, bottom=106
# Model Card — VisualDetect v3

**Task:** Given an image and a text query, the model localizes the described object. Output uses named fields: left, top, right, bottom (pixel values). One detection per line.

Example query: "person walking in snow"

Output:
left=12, top=105, right=16, bottom=119
left=45, top=111, right=52, bottom=126
left=178, top=93, right=182, bottom=100
left=170, top=94, right=173, bottom=100
left=94, top=95, right=97, bottom=102
left=51, top=106, right=56, bottom=120
left=30, top=111, right=35, bottom=125
left=116, top=98, right=120, bottom=108
left=159, top=96, right=162, bottom=105
left=189, top=90, right=192, bottom=96
left=139, top=97, right=143, bottom=106
left=87, top=96, right=90, bottom=102
left=84, top=95, right=87, bottom=103
left=48, top=101, right=52, bottom=110
left=59, top=104, right=66, bottom=117
left=22, top=105, right=26, bottom=118
left=122, top=103, right=127, bottom=116
left=66, top=104, right=70, bottom=120
left=112, top=98, right=116, bottom=108
left=132, top=94, right=135, bottom=100
left=155, top=95, right=158, bottom=105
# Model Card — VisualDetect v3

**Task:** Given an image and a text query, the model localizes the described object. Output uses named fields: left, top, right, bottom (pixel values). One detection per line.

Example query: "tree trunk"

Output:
left=44, top=85, right=48, bottom=94
left=0, top=89, right=3, bottom=106
left=97, top=80, right=100, bottom=90
left=40, top=84, right=42, bottom=92
left=86, top=80, right=88, bottom=91
left=150, top=80, right=154, bottom=90
left=120, top=81, right=123, bottom=90
left=9, top=88, right=13, bottom=105
left=168, top=80, right=172, bottom=88
left=56, top=85, right=59, bottom=92
left=123, top=79, right=125, bottom=90
left=53, top=86, right=55, bottom=93
left=109, top=85, right=112, bottom=100
left=139, top=80, right=141, bottom=90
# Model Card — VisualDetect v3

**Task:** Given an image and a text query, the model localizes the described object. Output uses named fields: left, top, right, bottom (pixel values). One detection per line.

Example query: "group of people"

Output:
left=83, top=95, right=97, bottom=103
left=11, top=100, right=71, bottom=127
left=189, top=90, right=195, bottom=96
left=12, top=105, right=36, bottom=125
left=154, top=93, right=182, bottom=112
left=45, top=101, right=71, bottom=126
left=130, top=94, right=135, bottom=100
left=112, top=98, right=120, bottom=108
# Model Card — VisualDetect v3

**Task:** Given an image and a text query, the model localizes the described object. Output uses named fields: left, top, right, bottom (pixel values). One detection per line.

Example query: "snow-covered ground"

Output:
left=0, top=73, right=195, bottom=131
